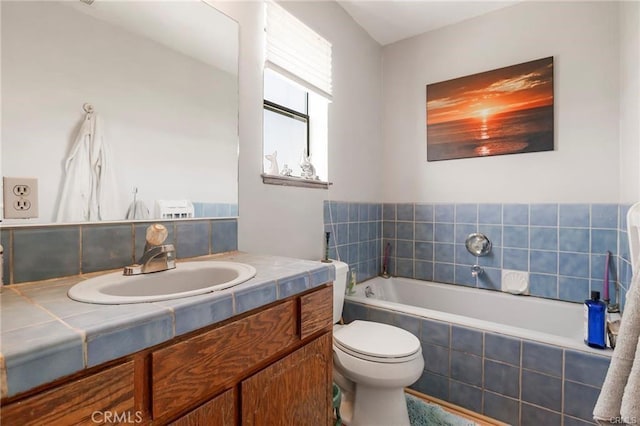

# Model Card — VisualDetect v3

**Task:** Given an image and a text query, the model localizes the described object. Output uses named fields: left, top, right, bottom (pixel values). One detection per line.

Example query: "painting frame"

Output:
left=426, top=57, right=554, bottom=162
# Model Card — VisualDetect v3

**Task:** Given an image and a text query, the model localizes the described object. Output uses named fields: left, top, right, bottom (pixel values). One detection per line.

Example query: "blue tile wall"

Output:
left=323, top=201, right=382, bottom=282
left=175, top=221, right=210, bottom=258
left=82, top=224, right=133, bottom=273
left=379, top=203, right=630, bottom=306
left=12, top=227, right=80, bottom=283
left=343, top=301, right=611, bottom=426
left=2, top=218, right=238, bottom=284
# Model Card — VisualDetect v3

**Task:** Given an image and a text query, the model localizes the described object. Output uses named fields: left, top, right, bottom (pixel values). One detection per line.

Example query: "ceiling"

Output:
left=338, top=0, right=520, bottom=46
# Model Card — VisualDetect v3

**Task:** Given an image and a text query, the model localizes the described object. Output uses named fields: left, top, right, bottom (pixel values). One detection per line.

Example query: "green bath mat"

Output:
left=406, top=394, right=477, bottom=426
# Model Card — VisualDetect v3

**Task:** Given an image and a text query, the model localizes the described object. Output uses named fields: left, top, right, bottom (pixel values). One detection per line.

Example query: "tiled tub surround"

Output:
left=343, top=299, right=610, bottom=426
left=0, top=253, right=335, bottom=398
left=1, top=218, right=238, bottom=284
left=323, top=201, right=383, bottom=282
left=381, top=203, right=632, bottom=306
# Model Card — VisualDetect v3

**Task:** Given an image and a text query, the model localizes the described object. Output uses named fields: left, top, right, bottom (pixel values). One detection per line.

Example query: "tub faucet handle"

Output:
left=471, top=264, right=483, bottom=277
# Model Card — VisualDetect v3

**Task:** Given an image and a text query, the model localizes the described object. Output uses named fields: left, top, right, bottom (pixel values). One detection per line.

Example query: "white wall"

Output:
left=618, top=0, right=640, bottom=205
left=213, top=1, right=383, bottom=260
left=2, top=1, right=238, bottom=223
left=382, top=1, right=622, bottom=203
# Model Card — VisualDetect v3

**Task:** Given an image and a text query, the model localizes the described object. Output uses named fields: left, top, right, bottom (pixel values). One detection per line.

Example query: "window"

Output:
left=263, top=69, right=309, bottom=176
left=263, top=0, right=331, bottom=185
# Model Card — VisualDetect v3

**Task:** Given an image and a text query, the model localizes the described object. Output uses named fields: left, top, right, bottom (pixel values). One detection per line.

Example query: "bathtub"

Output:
left=347, top=276, right=607, bottom=355
left=344, top=276, right=613, bottom=424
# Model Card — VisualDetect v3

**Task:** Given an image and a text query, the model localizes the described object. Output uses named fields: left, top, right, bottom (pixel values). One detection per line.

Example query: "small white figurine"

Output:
left=265, top=151, right=279, bottom=175
left=300, top=152, right=317, bottom=180
left=280, top=164, right=293, bottom=177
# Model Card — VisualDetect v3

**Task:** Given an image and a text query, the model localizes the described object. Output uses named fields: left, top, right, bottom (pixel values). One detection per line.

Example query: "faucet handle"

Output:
left=146, top=224, right=168, bottom=246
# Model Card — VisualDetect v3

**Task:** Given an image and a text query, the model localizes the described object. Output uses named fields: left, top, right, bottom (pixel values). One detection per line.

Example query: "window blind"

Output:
left=265, top=0, right=332, bottom=100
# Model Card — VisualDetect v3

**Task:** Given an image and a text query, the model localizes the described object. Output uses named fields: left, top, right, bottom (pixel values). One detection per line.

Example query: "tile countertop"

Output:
left=0, top=252, right=336, bottom=399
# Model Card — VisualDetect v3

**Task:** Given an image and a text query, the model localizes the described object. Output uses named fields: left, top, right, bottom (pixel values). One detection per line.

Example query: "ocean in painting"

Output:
left=427, top=105, right=554, bottom=161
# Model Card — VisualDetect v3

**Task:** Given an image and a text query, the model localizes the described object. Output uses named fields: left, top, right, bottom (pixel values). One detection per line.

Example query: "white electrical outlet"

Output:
left=3, top=177, right=39, bottom=219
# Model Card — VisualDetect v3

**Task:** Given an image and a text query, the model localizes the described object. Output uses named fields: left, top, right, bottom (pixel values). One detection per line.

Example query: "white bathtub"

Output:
left=347, top=276, right=611, bottom=355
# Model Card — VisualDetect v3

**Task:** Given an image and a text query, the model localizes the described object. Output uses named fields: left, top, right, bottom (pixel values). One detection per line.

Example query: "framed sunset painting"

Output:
left=426, top=57, right=554, bottom=161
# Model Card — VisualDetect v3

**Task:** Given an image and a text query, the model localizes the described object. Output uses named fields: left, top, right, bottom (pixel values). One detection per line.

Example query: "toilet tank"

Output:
left=332, top=260, right=349, bottom=324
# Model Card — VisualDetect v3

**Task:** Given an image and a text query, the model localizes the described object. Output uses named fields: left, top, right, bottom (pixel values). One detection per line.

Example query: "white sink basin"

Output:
left=68, top=261, right=256, bottom=304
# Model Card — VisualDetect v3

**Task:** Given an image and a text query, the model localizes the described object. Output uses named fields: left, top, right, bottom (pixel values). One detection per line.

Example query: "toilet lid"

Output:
left=333, top=320, right=421, bottom=361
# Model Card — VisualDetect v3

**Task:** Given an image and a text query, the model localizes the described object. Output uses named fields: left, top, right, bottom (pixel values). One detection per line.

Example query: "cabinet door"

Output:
left=241, top=332, right=332, bottom=426
left=169, top=388, right=235, bottom=426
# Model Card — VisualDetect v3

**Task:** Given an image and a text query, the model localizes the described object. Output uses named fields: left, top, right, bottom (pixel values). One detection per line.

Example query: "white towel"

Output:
left=90, top=114, right=121, bottom=221
left=593, top=264, right=640, bottom=425
left=56, top=113, right=121, bottom=222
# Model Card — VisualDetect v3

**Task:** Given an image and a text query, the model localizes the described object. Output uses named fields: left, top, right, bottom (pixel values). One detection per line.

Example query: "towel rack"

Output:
left=83, top=103, right=94, bottom=114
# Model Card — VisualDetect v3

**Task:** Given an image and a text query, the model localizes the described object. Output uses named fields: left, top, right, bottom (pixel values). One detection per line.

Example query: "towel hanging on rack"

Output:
left=56, top=106, right=122, bottom=222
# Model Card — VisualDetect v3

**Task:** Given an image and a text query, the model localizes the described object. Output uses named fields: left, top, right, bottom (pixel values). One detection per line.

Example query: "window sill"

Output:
left=261, top=174, right=332, bottom=189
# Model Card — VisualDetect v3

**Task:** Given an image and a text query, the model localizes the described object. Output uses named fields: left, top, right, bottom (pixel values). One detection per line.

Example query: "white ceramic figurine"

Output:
left=265, top=151, right=279, bottom=175
left=300, top=153, right=317, bottom=180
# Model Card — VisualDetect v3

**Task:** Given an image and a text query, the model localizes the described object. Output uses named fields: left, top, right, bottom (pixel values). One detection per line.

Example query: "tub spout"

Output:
left=471, top=264, right=483, bottom=278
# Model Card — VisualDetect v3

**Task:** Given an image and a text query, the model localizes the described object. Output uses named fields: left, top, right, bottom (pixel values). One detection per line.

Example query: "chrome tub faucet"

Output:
left=124, top=224, right=176, bottom=275
left=471, top=264, right=484, bottom=278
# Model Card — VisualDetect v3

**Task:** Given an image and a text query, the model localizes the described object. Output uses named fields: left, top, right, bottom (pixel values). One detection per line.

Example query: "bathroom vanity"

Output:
left=0, top=255, right=335, bottom=425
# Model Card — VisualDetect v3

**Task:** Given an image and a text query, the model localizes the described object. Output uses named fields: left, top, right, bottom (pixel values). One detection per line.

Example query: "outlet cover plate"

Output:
left=3, top=177, right=39, bottom=219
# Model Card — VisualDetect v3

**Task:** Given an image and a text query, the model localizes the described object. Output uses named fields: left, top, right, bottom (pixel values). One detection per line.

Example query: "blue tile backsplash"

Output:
left=366, top=202, right=632, bottom=306
left=2, top=218, right=238, bottom=284
left=12, top=227, right=80, bottom=283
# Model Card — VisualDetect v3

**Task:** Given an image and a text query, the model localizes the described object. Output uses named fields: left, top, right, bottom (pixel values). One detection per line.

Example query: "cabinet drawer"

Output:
left=2, top=361, right=135, bottom=426
left=300, top=285, right=333, bottom=340
left=151, top=300, right=297, bottom=419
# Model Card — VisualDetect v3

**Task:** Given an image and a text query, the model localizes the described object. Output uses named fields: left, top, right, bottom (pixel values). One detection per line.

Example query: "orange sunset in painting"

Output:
left=426, top=57, right=554, bottom=161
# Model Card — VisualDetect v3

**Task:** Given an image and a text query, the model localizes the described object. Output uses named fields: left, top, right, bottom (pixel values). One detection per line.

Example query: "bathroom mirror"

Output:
left=1, top=0, right=239, bottom=224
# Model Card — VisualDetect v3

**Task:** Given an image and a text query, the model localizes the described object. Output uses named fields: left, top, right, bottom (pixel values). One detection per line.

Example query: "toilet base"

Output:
left=351, top=384, right=410, bottom=426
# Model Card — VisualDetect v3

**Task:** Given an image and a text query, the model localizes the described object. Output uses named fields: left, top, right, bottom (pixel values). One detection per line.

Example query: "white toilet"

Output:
left=332, top=261, right=424, bottom=426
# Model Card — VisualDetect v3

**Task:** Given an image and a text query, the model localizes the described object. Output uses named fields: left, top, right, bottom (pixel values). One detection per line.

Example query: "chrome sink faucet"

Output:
left=124, top=224, right=176, bottom=275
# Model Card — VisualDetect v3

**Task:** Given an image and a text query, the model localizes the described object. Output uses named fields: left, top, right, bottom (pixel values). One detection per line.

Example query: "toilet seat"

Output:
left=333, top=320, right=421, bottom=363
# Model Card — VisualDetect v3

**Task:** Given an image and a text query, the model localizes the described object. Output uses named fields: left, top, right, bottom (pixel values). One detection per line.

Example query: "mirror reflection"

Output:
left=1, top=0, right=239, bottom=224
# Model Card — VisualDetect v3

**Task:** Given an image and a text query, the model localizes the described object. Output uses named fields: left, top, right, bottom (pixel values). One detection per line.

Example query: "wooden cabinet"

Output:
left=242, top=333, right=332, bottom=426
left=0, top=284, right=333, bottom=426
left=1, top=361, right=135, bottom=426
left=152, top=300, right=298, bottom=419
left=168, top=389, right=235, bottom=426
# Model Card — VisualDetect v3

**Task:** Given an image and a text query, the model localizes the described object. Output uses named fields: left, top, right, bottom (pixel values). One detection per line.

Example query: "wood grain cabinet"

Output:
left=0, top=361, right=136, bottom=426
left=168, top=389, right=235, bottom=426
left=1, top=284, right=334, bottom=426
left=242, top=333, right=332, bottom=426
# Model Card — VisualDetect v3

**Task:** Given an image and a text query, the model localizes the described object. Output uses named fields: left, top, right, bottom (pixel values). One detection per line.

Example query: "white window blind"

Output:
left=265, top=0, right=332, bottom=100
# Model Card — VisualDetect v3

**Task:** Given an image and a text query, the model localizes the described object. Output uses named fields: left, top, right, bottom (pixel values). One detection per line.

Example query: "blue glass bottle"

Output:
left=584, top=291, right=606, bottom=349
